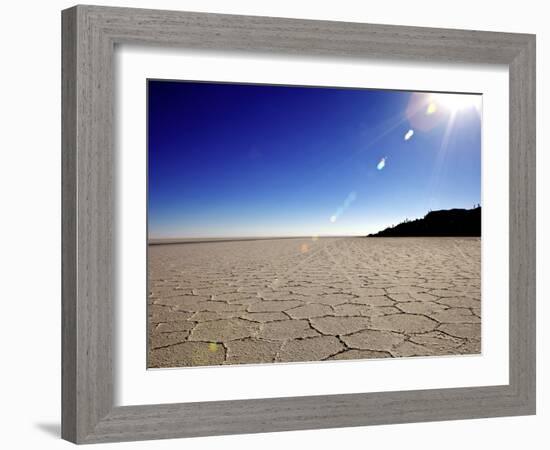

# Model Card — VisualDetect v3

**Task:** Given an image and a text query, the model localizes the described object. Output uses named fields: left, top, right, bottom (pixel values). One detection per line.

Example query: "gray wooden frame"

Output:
left=62, top=4, right=536, bottom=444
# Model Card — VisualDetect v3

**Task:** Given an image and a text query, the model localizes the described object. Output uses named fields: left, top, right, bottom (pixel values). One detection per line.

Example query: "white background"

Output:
left=0, top=0, right=547, bottom=449
left=116, top=47, right=509, bottom=405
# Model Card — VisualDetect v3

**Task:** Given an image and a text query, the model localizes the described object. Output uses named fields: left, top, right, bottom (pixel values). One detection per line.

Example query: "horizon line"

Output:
left=148, top=235, right=360, bottom=245
left=148, top=206, right=482, bottom=244
left=148, top=235, right=481, bottom=246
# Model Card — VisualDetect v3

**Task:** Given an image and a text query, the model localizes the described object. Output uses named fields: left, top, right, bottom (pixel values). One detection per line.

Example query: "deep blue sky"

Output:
left=148, top=80, right=481, bottom=238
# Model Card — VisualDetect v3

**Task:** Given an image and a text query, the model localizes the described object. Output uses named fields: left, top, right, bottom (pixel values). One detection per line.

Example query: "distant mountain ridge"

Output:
left=368, top=206, right=481, bottom=237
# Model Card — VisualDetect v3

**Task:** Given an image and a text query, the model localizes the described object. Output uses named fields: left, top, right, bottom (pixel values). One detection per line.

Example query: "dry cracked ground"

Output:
left=147, top=237, right=481, bottom=368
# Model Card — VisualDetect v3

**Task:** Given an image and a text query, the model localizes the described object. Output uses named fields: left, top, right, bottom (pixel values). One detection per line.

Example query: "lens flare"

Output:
left=426, top=102, right=437, bottom=115
left=329, top=191, right=357, bottom=224
left=406, top=92, right=446, bottom=131
left=208, top=343, right=218, bottom=352
left=404, top=129, right=414, bottom=141
left=377, top=157, right=386, bottom=171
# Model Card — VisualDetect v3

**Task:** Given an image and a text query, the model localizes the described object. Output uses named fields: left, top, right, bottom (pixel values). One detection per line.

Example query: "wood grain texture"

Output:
left=61, top=4, right=536, bottom=444
left=508, top=36, right=536, bottom=408
left=61, top=7, right=77, bottom=443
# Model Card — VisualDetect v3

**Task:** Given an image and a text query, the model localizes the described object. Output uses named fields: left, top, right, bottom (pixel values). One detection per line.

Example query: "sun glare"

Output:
left=428, top=93, right=481, bottom=114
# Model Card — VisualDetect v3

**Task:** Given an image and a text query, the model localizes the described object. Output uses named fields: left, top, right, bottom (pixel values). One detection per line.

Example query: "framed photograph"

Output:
left=62, top=5, right=536, bottom=444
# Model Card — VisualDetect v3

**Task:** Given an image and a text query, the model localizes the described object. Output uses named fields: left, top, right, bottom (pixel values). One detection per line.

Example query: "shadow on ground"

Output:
left=35, top=423, right=60, bottom=438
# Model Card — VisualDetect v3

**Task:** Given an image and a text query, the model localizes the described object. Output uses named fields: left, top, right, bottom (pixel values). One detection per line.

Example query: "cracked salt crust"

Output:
left=147, top=237, right=481, bottom=368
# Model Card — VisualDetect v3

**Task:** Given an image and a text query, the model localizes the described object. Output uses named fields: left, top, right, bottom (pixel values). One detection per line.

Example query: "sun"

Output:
left=427, top=93, right=481, bottom=114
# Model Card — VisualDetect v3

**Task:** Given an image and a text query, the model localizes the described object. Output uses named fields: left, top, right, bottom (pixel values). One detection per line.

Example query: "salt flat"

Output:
left=147, top=237, right=481, bottom=368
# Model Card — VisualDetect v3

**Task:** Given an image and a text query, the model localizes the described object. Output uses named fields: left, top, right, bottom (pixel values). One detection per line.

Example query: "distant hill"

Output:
left=368, top=206, right=481, bottom=237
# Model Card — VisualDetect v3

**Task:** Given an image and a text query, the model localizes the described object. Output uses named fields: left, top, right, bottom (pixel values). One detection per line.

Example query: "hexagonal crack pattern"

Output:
left=147, top=237, right=480, bottom=368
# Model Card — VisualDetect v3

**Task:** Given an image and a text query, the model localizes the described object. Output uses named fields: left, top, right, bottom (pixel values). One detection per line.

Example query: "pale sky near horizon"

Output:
left=148, top=80, right=481, bottom=239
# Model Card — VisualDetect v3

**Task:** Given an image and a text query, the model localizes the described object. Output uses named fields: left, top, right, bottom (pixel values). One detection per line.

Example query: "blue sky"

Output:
left=148, top=80, right=481, bottom=238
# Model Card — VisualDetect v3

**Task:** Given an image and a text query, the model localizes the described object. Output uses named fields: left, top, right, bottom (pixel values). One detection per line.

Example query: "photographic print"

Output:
left=147, top=80, right=481, bottom=368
